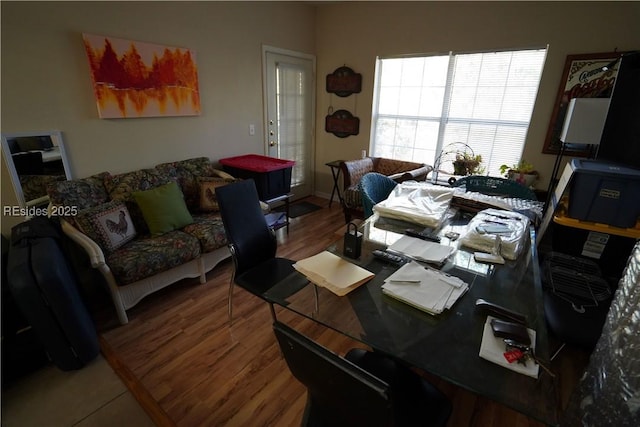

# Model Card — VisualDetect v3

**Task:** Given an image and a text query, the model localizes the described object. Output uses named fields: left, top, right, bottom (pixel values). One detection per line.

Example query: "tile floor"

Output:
left=1, top=354, right=155, bottom=427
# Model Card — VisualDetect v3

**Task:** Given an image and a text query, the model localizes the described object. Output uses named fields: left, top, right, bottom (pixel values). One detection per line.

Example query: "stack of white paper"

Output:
left=388, top=235, right=455, bottom=264
left=381, top=261, right=468, bottom=314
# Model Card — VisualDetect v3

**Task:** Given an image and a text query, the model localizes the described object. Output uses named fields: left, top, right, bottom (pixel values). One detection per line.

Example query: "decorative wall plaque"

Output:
left=325, top=109, right=360, bottom=138
left=542, top=51, right=623, bottom=155
left=326, top=66, right=362, bottom=97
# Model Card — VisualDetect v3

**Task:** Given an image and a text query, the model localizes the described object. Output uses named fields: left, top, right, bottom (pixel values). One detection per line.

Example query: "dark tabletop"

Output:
left=266, top=213, right=557, bottom=425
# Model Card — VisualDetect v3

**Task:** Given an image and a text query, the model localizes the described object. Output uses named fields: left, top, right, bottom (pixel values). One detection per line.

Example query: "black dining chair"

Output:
left=273, top=321, right=452, bottom=427
left=215, top=179, right=309, bottom=323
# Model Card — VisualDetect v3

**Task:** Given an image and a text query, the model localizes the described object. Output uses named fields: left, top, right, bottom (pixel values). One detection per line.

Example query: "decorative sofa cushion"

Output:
left=75, top=201, right=137, bottom=253
left=20, top=174, right=66, bottom=202
left=105, top=168, right=171, bottom=234
left=211, top=169, right=235, bottom=180
left=132, top=181, right=194, bottom=236
left=47, top=171, right=111, bottom=211
left=182, top=213, right=228, bottom=252
left=342, top=157, right=375, bottom=188
left=155, top=157, right=215, bottom=211
left=105, top=230, right=201, bottom=286
left=343, top=185, right=363, bottom=209
left=197, top=176, right=235, bottom=212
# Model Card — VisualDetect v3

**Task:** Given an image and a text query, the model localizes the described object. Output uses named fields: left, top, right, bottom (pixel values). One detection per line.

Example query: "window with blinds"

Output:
left=370, top=48, right=547, bottom=177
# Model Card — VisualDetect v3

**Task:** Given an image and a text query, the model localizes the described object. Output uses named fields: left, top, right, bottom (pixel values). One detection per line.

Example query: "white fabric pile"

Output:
left=373, top=182, right=454, bottom=228
left=458, top=208, right=530, bottom=260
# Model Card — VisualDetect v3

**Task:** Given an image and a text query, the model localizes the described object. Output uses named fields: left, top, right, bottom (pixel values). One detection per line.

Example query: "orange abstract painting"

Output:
left=83, top=33, right=201, bottom=118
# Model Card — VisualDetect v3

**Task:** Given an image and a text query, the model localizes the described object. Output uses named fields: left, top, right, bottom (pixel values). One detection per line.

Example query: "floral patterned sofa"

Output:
left=20, top=174, right=67, bottom=205
left=48, top=157, right=234, bottom=325
left=340, top=157, right=433, bottom=223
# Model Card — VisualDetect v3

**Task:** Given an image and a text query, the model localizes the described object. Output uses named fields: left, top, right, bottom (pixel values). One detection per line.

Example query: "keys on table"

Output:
left=503, top=339, right=555, bottom=377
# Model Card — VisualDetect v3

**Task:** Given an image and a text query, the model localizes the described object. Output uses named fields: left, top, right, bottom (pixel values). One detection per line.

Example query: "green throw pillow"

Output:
left=133, top=181, right=193, bottom=236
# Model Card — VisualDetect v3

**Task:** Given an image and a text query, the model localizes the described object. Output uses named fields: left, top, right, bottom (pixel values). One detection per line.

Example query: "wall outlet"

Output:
left=249, top=124, right=255, bottom=136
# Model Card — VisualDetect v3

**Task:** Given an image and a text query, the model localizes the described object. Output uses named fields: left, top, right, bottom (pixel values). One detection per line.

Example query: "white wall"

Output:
left=2, top=2, right=640, bottom=236
left=1, top=1, right=316, bottom=234
left=314, top=1, right=640, bottom=196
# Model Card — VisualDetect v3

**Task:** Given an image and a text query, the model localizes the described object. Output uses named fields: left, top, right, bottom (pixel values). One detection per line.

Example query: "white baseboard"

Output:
left=313, top=191, right=331, bottom=200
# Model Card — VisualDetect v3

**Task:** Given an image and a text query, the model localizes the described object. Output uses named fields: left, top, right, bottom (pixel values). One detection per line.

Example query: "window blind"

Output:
left=371, top=48, right=547, bottom=177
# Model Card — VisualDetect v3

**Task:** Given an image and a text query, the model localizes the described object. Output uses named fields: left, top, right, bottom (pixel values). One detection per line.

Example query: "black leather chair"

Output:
left=273, top=321, right=452, bottom=427
left=215, top=179, right=308, bottom=322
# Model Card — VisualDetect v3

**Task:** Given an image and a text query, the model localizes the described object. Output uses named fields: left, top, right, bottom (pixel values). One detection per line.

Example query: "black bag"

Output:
left=6, top=217, right=99, bottom=370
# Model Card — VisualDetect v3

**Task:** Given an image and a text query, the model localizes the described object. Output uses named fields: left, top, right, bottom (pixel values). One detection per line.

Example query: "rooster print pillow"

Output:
left=198, top=177, right=235, bottom=212
left=76, top=201, right=137, bottom=252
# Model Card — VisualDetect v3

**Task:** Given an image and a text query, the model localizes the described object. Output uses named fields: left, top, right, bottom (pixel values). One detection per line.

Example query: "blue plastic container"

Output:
left=568, top=159, right=640, bottom=228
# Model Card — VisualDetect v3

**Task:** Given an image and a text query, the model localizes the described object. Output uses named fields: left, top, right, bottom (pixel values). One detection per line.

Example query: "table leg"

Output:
left=329, top=167, right=343, bottom=207
left=285, top=195, right=290, bottom=234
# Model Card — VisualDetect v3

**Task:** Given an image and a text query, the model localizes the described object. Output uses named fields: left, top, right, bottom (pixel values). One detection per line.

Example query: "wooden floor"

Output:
left=97, top=196, right=590, bottom=427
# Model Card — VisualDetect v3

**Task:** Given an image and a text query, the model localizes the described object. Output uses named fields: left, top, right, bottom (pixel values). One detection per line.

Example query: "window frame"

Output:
left=369, top=47, right=548, bottom=179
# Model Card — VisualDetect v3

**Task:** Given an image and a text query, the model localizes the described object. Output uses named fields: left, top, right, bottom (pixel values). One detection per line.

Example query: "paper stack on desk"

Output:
left=388, top=235, right=455, bottom=264
left=381, top=261, right=468, bottom=314
left=294, top=251, right=375, bottom=296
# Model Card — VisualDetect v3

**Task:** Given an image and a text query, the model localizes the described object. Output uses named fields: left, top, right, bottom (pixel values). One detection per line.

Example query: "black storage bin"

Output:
left=219, top=154, right=295, bottom=201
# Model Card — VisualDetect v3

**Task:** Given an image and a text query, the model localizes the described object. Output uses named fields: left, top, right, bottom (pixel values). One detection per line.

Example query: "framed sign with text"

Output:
left=325, top=109, right=359, bottom=138
left=326, top=66, right=362, bottom=97
left=542, top=52, right=623, bottom=155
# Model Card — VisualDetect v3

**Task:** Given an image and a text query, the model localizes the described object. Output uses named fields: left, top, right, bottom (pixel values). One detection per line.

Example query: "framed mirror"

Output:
left=1, top=130, right=72, bottom=208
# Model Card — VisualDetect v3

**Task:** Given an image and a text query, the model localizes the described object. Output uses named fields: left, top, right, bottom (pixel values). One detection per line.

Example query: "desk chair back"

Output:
left=451, top=175, right=537, bottom=200
left=216, top=180, right=309, bottom=322
left=273, top=321, right=452, bottom=427
left=273, top=321, right=393, bottom=427
left=215, top=179, right=276, bottom=275
left=360, top=172, right=398, bottom=218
